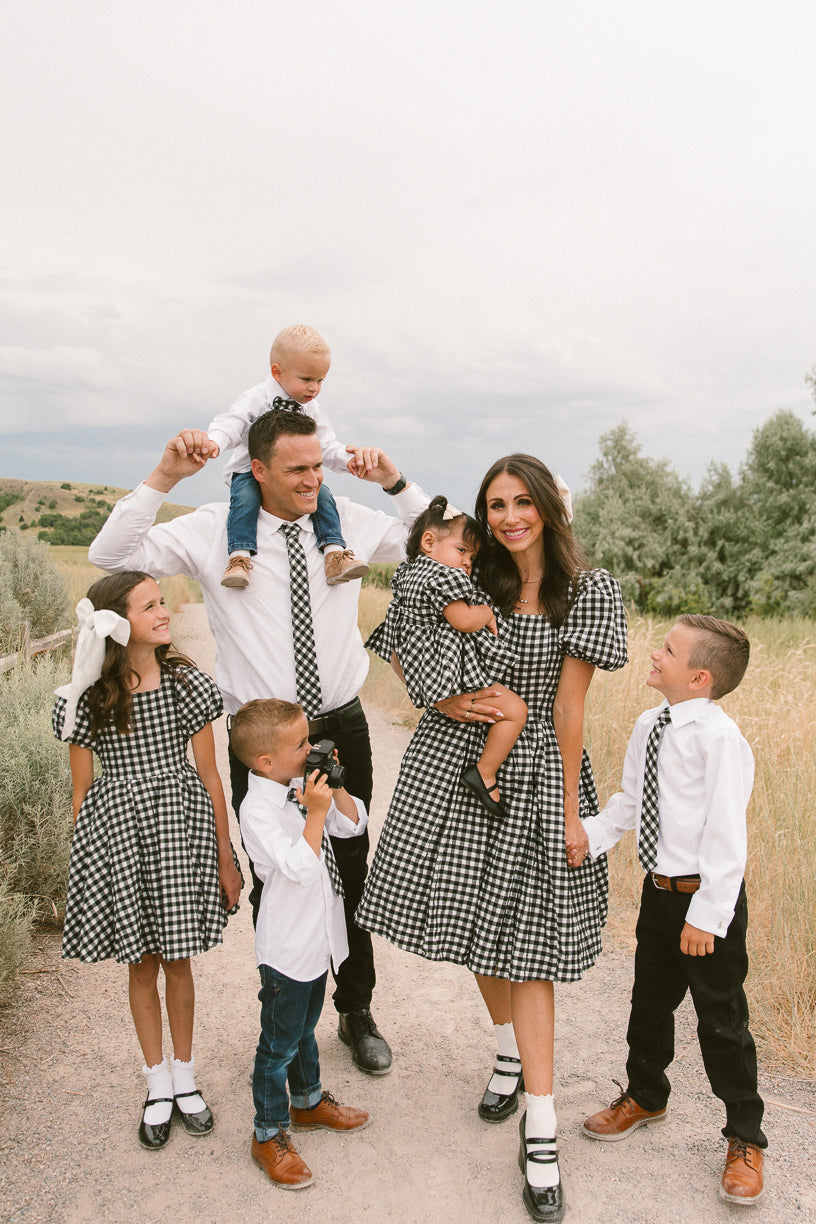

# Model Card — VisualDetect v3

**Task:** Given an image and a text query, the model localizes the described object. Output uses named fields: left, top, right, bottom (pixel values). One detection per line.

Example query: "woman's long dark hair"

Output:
left=84, top=571, right=194, bottom=739
left=474, top=455, right=586, bottom=625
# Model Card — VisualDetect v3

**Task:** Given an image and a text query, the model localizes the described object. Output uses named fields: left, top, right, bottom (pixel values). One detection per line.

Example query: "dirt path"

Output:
left=1, top=605, right=813, bottom=1224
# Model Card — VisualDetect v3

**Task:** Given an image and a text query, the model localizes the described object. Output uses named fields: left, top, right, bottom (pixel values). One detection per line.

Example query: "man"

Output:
left=89, top=410, right=428, bottom=1075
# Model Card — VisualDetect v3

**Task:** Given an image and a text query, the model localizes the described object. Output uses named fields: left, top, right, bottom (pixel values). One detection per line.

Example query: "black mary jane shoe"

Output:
left=478, top=1055, right=524, bottom=1122
left=518, top=1113, right=565, bottom=1223
left=460, top=765, right=505, bottom=820
left=173, top=1090, right=214, bottom=1136
left=138, top=1096, right=173, bottom=1151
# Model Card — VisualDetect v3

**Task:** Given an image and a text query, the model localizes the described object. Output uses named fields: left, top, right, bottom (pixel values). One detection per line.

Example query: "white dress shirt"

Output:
left=584, top=698, right=754, bottom=937
left=206, top=373, right=350, bottom=482
left=88, top=480, right=428, bottom=715
left=239, top=772, right=368, bottom=979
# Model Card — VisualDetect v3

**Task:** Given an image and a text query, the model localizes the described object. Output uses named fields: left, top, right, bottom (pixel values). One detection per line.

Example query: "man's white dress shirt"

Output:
left=584, top=698, right=754, bottom=937
left=88, top=481, right=428, bottom=715
left=206, top=374, right=350, bottom=482
left=239, top=772, right=368, bottom=979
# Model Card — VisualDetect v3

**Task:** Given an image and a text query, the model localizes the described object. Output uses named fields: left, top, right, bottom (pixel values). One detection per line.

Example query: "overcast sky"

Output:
left=2, top=0, right=814, bottom=513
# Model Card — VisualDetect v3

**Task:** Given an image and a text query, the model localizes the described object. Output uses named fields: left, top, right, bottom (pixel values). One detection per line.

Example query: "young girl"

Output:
left=366, top=496, right=526, bottom=818
left=53, top=571, right=243, bottom=1151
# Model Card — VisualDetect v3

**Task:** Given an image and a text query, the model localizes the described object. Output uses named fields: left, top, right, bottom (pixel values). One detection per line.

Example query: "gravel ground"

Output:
left=1, top=604, right=813, bottom=1224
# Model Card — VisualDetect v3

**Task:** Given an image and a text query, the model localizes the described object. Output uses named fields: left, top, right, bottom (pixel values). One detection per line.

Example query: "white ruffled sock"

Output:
left=171, top=1055, right=206, bottom=1114
left=141, top=1058, right=173, bottom=1126
left=487, top=1022, right=521, bottom=1095
left=523, top=1093, right=560, bottom=1190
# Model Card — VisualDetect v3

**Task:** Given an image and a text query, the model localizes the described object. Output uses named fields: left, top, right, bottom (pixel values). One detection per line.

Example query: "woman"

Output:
left=356, top=455, right=627, bottom=1222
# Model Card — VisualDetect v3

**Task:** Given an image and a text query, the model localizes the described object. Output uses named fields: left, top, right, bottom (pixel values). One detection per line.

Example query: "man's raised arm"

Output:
left=145, top=430, right=219, bottom=494
left=88, top=432, right=218, bottom=576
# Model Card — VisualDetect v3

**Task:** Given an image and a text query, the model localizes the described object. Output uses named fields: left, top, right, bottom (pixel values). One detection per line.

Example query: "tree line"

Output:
left=573, top=409, right=816, bottom=619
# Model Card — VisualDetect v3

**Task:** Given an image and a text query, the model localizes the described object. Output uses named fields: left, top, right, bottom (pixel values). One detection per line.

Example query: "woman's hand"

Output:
left=434, top=687, right=506, bottom=724
left=218, top=853, right=243, bottom=910
left=565, top=816, right=589, bottom=869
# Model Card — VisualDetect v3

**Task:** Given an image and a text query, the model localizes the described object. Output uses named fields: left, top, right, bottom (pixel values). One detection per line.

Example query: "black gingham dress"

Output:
left=366, top=555, right=516, bottom=708
left=53, top=668, right=227, bottom=965
left=356, top=569, right=628, bottom=983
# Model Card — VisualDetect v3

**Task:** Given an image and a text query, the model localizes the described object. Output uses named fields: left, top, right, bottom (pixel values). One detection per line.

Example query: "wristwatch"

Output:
left=383, top=473, right=407, bottom=495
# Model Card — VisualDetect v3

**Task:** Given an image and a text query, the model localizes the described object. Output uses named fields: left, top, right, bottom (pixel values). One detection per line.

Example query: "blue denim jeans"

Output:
left=227, top=470, right=345, bottom=555
left=253, top=965, right=327, bottom=1141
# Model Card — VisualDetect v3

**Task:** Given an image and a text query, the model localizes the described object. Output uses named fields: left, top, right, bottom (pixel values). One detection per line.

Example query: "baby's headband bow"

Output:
left=441, top=501, right=464, bottom=521
left=54, top=598, right=131, bottom=740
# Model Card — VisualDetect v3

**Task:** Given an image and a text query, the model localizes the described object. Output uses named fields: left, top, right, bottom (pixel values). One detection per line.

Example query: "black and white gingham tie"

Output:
left=638, top=708, right=672, bottom=870
left=272, top=396, right=302, bottom=412
left=287, top=788, right=345, bottom=898
left=281, top=522, right=323, bottom=718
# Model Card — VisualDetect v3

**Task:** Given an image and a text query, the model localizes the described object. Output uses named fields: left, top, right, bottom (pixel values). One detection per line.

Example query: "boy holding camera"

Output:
left=231, top=698, right=371, bottom=1191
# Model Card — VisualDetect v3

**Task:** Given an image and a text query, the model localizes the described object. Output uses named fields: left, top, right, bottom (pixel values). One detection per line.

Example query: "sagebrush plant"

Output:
left=0, top=653, right=73, bottom=982
left=0, top=530, right=70, bottom=654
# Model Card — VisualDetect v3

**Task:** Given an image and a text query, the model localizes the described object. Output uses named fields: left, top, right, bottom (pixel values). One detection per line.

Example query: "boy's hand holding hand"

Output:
left=149, top=430, right=219, bottom=492
left=345, top=445, right=383, bottom=477
left=345, top=445, right=404, bottom=490
left=680, top=922, right=715, bottom=957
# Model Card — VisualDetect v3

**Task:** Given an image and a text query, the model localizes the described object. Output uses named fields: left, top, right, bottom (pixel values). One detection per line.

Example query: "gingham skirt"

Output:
left=357, top=575, right=627, bottom=983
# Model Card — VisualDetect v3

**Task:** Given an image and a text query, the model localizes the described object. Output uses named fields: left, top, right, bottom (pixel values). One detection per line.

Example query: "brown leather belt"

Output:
left=650, top=873, right=701, bottom=894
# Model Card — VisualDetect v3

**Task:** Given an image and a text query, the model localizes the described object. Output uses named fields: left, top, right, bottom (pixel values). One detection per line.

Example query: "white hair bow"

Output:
left=554, top=474, right=573, bottom=524
left=54, top=598, right=131, bottom=740
left=441, top=501, right=464, bottom=521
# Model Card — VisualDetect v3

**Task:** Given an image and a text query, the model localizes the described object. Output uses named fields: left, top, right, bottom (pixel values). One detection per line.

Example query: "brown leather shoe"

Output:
left=251, top=1131, right=314, bottom=1190
left=221, top=556, right=252, bottom=589
left=720, top=1138, right=764, bottom=1204
left=582, top=1089, right=667, bottom=1141
left=290, top=1090, right=371, bottom=1132
left=324, top=550, right=370, bottom=585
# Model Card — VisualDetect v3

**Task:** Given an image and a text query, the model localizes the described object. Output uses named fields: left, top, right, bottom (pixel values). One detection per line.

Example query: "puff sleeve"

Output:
left=52, top=692, right=95, bottom=748
left=172, top=668, right=224, bottom=738
left=560, top=569, right=628, bottom=672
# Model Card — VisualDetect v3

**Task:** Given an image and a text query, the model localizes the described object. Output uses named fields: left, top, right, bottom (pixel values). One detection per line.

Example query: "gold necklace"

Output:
left=517, top=576, right=542, bottom=605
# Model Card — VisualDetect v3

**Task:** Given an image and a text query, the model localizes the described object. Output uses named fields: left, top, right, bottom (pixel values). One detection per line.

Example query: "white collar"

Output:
left=662, top=696, right=713, bottom=728
left=258, top=508, right=315, bottom=534
left=246, top=771, right=305, bottom=808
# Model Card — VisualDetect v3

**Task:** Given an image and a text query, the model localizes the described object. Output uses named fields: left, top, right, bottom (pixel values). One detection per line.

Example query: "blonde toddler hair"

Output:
left=269, top=324, right=330, bottom=367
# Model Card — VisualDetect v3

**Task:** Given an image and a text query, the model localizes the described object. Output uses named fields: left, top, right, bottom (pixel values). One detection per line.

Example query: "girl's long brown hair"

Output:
left=474, top=454, right=586, bottom=626
left=84, top=572, right=194, bottom=739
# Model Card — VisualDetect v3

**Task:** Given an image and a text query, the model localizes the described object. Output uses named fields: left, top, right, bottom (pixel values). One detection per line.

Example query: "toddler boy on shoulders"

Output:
left=205, top=323, right=378, bottom=590
left=231, top=698, right=371, bottom=1191
left=580, top=614, right=766, bottom=1207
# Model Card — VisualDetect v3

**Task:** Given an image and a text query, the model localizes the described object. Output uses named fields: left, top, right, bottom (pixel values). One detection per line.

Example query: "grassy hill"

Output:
left=0, top=477, right=194, bottom=540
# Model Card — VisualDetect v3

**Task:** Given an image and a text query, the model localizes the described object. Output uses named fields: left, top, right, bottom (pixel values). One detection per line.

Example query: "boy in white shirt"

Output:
left=580, top=615, right=766, bottom=1207
left=205, top=323, right=374, bottom=589
left=231, top=698, right=371, bottom=1191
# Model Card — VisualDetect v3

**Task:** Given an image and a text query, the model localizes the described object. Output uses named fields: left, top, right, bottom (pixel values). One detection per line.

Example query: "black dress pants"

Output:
left=228, top=700, right=376, bottom=1016
left=625, top=875, right=766, bottom=1147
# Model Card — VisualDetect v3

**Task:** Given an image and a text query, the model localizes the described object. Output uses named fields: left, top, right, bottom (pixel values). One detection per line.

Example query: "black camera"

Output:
left=304, top=739, right=346, bottom=789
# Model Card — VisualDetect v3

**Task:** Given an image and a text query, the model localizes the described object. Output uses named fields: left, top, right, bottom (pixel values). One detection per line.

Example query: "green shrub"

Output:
left=0, top=654, right=73, bottom=981
left=363, top=563, right=396, bottom=590
left=60, top=482, right=71, bottom=490
left=0, top=530, right=71, bottom=654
